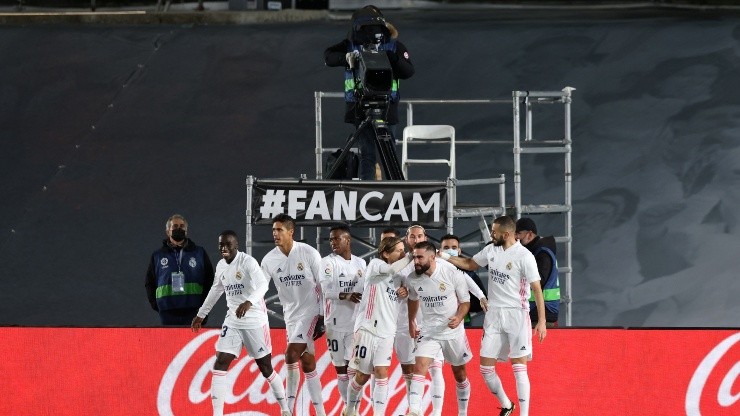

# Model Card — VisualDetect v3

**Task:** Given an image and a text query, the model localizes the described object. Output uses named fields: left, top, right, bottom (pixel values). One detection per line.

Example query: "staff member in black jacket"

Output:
left=146, top=214, right=213, bottom=325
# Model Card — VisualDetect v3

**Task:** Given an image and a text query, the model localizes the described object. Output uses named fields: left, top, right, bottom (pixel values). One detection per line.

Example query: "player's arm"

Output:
left=439, top=251, right=480, bottom=271
left=407, top=285, right=420, bottom=338
left=320, top=257, right=341, bottom=300
left=449, top=271, right=471, bottom=329
left=193, top=273, right=224, bottom=332
left=531, top=280, right=547, bottom=342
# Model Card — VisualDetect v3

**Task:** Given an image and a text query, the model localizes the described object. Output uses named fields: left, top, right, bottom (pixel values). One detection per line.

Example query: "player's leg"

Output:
left=294, top=316, right=326, bottom=416
left=508, top=309, right=534, bottom=416
left=394, top=330, right=416, bottom=407
left=369, top=336, right=394, bottom=416
left=428, top=353, right=445, bottom=416
left=245, top=325, right=290, bottom=415
left=407, top=338, right=438, bottom=416
left=346, top=330, right=377, bottom=415
left=480, top=311, right=514, bottom=414
left=444, top=337, right=474, bottom=416
left=327, top=329, right=352, bottom=410
left=211, top=325, right=242, bottom=416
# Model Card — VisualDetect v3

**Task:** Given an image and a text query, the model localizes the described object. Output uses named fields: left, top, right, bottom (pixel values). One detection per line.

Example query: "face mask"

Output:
left=443, top=249, right=458, bottom=257
left=171, top=228, right=186, bottom=242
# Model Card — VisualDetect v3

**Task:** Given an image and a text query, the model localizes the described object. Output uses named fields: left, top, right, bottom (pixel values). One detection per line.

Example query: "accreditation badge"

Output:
left=171, top=271, right=185, bottom=293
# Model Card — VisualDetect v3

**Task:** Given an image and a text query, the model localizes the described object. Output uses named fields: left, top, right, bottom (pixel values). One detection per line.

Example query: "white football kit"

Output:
left=262, top=242, right=323, bottom=348
left=472, top=241, right=540, bottom=360
left=197, top=251, right=271, bottom=358
left=350, top=258, right=406, bottom=374
left=321, top=253, right=366, bottom=365
left=407, top=263, right=473, bottom=366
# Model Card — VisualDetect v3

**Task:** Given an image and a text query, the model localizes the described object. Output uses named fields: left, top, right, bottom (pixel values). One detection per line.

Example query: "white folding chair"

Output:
left=401, top=125, right=456, bottom=180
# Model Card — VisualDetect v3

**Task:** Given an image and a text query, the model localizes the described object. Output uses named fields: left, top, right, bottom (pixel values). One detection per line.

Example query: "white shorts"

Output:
left=481, top=308, right=532, bottom=361
left=394, top=330, right=416, bottom=365
left=326, top=328, right=354, bottom=366
left=286, top=315, right=319, bottom=354
left=215, top=324, right=272, bottom=359
left=413, top=335, right=473, bottom=367
left=349, top=329, right=394, bottom=375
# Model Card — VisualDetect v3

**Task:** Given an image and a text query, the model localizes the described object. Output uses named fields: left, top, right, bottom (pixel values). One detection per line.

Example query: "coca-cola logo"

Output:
left=685, top=332, right=740, bottom=416
left=157, top=330, right=432, bottom=415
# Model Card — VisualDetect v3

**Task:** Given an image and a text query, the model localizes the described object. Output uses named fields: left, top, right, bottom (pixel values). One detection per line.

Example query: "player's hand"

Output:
left=396, top=285, right=408, bottom=299
left=236, top=301, right=252, bottom=318
left=448, top=315, right=463, bottom=329
left=409, top=321, right=419, bottom=339
left=534, top=321, right=547, bottom=343
left=313, top=316, right=326, bottom=341
left=349, top=292, right=362, bottom=303
left=480, top=297, right=489, bottom=312
left=191, top=316, right=204, bottom=332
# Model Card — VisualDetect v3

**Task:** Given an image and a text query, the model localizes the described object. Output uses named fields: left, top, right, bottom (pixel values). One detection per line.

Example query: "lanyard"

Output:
left=172, top=248, right=183, bottom=272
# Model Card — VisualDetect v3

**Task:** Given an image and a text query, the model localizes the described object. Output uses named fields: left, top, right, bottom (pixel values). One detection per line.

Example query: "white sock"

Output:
left=305, top=370, right=326, bottom=416
left=513, top=364, right=530, bottom=416
left=337, top=373, right=350, bottom=408
left=480, top=365, right=512, bottom=408
left=373, top=377, right=389, bottom=416
left=456, top=378, right=471, bottom=416
left=286, top=362, right=300, bottom=413
left=347, top=377, right=365, bottom=412
left=266, top=370, right=289, bottom=412
left=210, top=369, right=228, bottom=416
left=403, top=373, right=413, bottom=408
left=429, top=361, right=445, bottom=416
left=407, top=374, right=426, bottom=415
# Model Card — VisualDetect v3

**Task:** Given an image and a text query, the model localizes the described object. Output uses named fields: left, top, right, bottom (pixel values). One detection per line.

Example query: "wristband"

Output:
left=439, top=252, right=451, bottom=260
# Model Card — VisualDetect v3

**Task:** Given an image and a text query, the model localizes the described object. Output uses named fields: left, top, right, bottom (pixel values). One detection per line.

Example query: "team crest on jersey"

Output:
left=357, top=270, right=363, bottom=277
left=506, top=262, right=512, bottom=270
left=189, top=257, right=197, bottom=268
left=297, top=263, right=304, bottom=271
left=236, top=271, right=243, bottom=280
left=439, top=283, right=446, bottom=292
left=160, top=258, right=168, bottom=266
left=324, top=266, right=332, bottom=276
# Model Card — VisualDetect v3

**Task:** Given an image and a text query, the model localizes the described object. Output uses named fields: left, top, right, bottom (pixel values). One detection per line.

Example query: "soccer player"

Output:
left=345, top=236, right=411, bottom=416
left=191, top=230, right=290, bottom=416
left=261, top=214, right=327, bottom=416
left=320, top=225, right=366, bottom=412
left=441, top=216, right=547, bottom=416
left=405, top=241, right=474, bottom=416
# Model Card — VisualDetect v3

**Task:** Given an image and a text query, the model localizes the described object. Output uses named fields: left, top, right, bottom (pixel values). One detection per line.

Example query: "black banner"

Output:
left=250, top=180, right=448, bottom=228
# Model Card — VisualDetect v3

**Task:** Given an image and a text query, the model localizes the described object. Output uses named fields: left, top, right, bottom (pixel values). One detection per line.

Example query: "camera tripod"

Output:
left=326, top=107, right=405, bottom=180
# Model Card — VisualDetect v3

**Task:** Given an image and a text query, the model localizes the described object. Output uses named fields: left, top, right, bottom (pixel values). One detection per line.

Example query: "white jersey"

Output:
left=472, top=241, right=540, bottom=310
left=395, top=259, right=415, bottom=333
left=197, top=251, right=269, bottom=329
left=407, top=263, right=470, bottom=340
left=261, top=241, right=322, bottom=323
left=354, top=258, right=406, bottom=338
left=320, top=253, right=367, bottom=332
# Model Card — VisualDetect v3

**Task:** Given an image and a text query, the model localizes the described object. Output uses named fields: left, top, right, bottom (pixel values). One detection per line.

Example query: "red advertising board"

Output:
left=1, top=327, right=737, bottom=415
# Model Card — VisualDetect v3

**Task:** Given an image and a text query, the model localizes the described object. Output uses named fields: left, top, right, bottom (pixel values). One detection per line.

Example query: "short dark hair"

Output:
left=381, top=227, right=399, bottom=237
left=494, top=215, right=516, bottom=232
left=330, top=224, right=351, bottom=235
left=272, top=214, right=295, bottom=230
left=220, top=230, right=238, bottom=239
left=413, top=241, right=436, bottom=253
left=440, top=234, right=459, bottom=243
